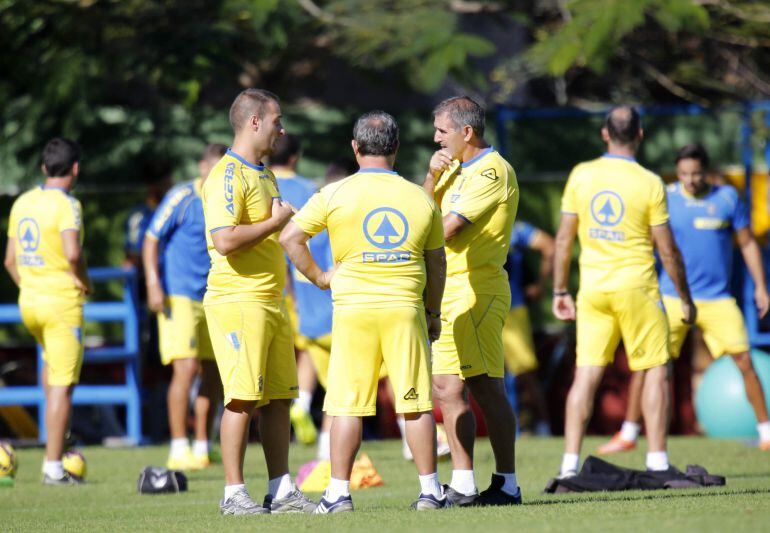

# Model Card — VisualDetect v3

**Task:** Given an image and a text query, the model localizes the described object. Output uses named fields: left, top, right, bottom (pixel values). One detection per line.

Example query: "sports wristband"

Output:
left=426, top=309, right=441, bottom=319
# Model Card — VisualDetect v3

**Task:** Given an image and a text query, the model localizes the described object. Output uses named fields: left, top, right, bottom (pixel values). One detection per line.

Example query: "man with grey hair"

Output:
left=553, top=106, right=693, bottom=476
left=424, top=96, right=522, bottom=506
left=281, top=111, right=449, bottom=512
left=202, top=88, right=314, bottom=515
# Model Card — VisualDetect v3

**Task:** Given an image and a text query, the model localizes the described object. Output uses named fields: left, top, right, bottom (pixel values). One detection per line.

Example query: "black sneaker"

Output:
left=443, top=484, right=478, bottom=506
left=471, top=474, right=522, bottom=506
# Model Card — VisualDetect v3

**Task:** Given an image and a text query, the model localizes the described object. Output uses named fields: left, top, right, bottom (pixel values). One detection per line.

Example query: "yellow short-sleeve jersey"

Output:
left=7, top=186, right=84, bottom=303
left=202, top=149, right=286, bottom=303
left=292, top=168, right=444, bottom=309
left=438, top=148, right=519, bottom=295
left=561, top=155, right=669, bottom=292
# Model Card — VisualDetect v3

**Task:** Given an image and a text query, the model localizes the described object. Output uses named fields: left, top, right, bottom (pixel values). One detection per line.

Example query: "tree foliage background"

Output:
left=2, top=0, right=770, bottom=190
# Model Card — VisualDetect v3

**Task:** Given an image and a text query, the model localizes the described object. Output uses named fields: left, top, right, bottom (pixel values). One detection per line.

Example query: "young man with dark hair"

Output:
left=268, top=133, right=327, bottom=447
left=5, top=137, right=92, bottom=485
left=281, top=110, right=448, bottom=512
left=423, top=96, right=522, bottom=506
left=143, top=144, right=226, bottom=471
left=599, top=143, right=770, bottom=453
left=202, top=89, right=314, bottom=515
left=553, top=106, right=695, bottom=476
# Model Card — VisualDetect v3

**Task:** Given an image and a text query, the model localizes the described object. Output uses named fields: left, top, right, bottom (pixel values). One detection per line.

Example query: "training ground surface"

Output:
left=3, top=436, right=769, bottom=532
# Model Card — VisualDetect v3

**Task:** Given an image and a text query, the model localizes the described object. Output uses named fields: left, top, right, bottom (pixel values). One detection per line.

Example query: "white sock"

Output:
left=495, top=472, right=520, bottom=496
left=620, top=421, right=641, bottom=442
left=325, top=477, right=350, bottom=501
left=317, top=431, right=330, bottom=460
left=170, top=438, right=190, bottom=457
left=268, top=473, right=295, bottom=499
left=295, top=390, right=313, bottom=413
left=43, top=460, right=64, bottom=479
left=396, top=415, right=406, bottom=437
left=560, top=453, right=579, bottom=476
left=224, top=483, right=245, bottom=501
left=646, top=451, right=669, bottom=471
left=450, top=469, right=477, bottom=495
left=192, top=440, right=209, bottom=456
left=758, top=421, right=770, bottom=442
left=418, top=472, right=443, bottom=498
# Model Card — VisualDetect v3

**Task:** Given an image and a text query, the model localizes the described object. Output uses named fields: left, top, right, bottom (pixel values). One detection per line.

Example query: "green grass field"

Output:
left=3, top=436, right=769, bottom=532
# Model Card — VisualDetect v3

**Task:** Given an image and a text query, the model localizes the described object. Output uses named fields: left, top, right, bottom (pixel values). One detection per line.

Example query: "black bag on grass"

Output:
left=137, top=467, right=188, bottom=494
left=544, top=455, right=725, bottom=493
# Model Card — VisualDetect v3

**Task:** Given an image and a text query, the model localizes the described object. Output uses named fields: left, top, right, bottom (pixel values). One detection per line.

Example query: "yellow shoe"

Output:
left=188, top=453, right=210, bottom=470
left=290, top=404, right=318, bottom=445
left=167, top=450, right=194, bottom=471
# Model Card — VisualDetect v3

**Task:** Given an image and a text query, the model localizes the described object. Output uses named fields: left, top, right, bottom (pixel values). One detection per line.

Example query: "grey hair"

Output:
left=353, top=111, right=399, bottom=156
left=433, top=96, right=485, bottom=137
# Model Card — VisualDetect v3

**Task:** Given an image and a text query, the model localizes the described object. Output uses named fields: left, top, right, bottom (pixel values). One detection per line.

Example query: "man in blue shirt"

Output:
left=503, top=221, right=554, bottom=435
left=600, top=144, right=770, bottom=453
left=143, top=144, right=227, bottom=469
left=269, top=135, right=332, bottom=451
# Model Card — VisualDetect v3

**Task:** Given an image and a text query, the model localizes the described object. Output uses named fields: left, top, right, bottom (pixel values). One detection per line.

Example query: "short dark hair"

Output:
left=201, top=143, right=227, bottom=161
left=270, top=134, right=301, bottom=165
left=42, top=138, right=81, bottom=177
left=139, top=153, right=174, bottom=185
left=604, top=106, right=642, bottom=145
left=229, top=88, right=280, bottom=132
left=675, top=143, right=710, bottom=169
left=433, top=96, right=486, bottom=137
left=353, top=111, right=399, bottom=156
left=325, top=156, right=357, bottom=182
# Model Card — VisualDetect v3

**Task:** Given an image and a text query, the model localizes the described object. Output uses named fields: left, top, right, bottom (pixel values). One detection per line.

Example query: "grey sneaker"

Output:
left=220, top=487, right=269, bottom=516
left=443, top=484, right=478, bottom=506
left=313, top=494, right=354, bottom=514
left=410, top=492, right=450, bottom=510
left=265, top=489, right=316, bottom=514
left=43, top=472, right=82, bottom=486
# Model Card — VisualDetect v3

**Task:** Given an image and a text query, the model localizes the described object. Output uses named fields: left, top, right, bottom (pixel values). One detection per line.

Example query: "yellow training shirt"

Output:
left=561, top=154, right=669, bottom=292
left=437, top=148, right=519, bottom=295
left=7, top=186, right=84, bottom=303
left=292, top=168, right=445, bottom=309
left=202, top=149, right=286, bottom=303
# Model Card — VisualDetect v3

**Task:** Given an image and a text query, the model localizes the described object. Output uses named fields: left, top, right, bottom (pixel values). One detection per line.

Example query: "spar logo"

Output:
left=18, top=218, right=40, bottom=252
left=590, top=190, right=624, bottom=227
left=362, top=207, right=411, bottom=263
left=224, top=162, right=236, bottom=215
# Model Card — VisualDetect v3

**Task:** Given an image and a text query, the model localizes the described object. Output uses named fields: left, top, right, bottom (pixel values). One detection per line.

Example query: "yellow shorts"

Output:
left=325, top=306, right=432, bottom=416
left=502, top=305, right=538, bottom=376
left=576, top=286, right=670, bottom=371
left=305, top=333, right=387, bottom=390
left=20, top=299, right=83, bottom=386
left=205, top=300, right=298, bottom=406
left=432, top=291, right=509, bottom=379
left=157, top=295, right=214, bottom=365
left=663, top=296, right=749, bottom=358
left=284, top=293, right=308, bottom=350
left=305, top=334, right=332, bottom=389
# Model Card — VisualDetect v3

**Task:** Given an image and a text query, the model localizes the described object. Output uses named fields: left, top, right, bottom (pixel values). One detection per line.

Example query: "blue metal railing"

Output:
left=0, top=267, right=143, bottom=444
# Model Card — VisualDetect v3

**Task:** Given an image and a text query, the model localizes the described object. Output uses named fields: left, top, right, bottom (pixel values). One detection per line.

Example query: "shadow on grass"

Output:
left=526, top=487, right=770, bottom=506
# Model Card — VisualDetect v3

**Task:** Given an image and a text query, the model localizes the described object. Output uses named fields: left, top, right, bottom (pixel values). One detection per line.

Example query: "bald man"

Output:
left=552, top=106, right=694, bottom=477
